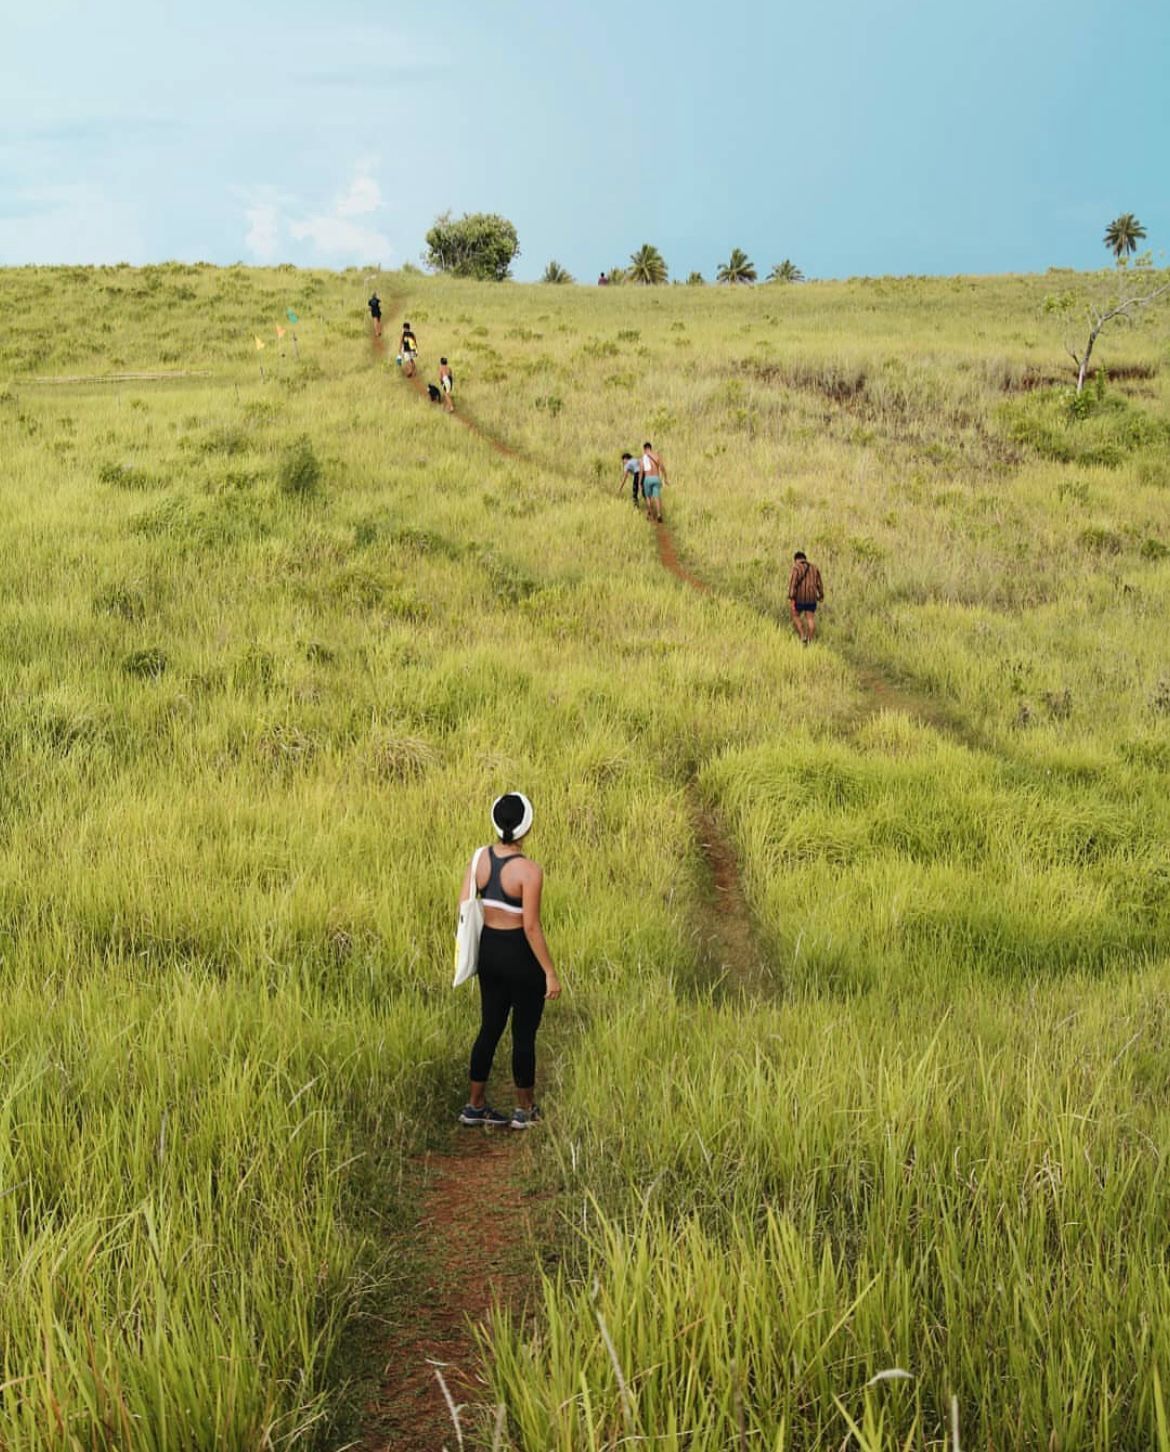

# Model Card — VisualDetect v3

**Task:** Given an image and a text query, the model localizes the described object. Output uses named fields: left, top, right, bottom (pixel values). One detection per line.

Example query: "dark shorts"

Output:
left=794, top=601, right=817, bottom=614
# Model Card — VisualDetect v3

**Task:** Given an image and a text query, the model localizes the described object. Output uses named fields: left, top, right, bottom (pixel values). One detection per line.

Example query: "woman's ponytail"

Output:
left=491, top=792, right=533, bottom=843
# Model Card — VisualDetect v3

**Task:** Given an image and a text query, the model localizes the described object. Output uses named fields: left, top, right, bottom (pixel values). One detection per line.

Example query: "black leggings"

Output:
left=469, top=926, right=546, bottom=1090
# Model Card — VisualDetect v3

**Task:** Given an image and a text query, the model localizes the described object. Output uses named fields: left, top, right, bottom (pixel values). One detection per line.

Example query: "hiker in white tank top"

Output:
left=640, top=441, right=666, bottom=522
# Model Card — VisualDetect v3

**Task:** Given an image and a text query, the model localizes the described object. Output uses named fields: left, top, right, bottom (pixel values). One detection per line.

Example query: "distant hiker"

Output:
left=641, top=441, right=667, bottom=523
left=459, top=794, right=561, bottom=1131
left=619, top=451, right=643, bottom=507
left=598, top=271, right=609, bottom=286
left=788, top=550, right=824, bottom=644
left=439, top=356, right=455, bottom=412
left=368, top=292, right=382, bottom=337
left=400, top=321, right=419, bottom=377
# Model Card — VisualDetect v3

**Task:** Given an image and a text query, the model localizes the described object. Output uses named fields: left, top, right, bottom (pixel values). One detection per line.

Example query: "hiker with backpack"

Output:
left=788, top=550, right=825, bottom=644
left=399, top=321, right=419, bottom=377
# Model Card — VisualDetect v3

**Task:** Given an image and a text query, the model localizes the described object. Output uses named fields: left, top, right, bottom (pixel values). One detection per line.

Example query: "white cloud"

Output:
left=335, top=166, right=381, bottom=218
left=243, top=162, right=391, bottom=266
left=244, top=200, right=281, bottom=262
left=289, top=214, right=390, bottom=260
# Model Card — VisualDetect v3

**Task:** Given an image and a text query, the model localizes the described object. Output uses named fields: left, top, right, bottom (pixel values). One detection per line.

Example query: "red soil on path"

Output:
left=653, top=517, right=710, bottom=595
left=361, top=1130, right=540, bottom=1452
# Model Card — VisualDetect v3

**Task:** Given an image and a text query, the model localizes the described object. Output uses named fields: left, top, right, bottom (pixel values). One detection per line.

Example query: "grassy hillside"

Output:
left=1, top=261, right=1168, bottom=1448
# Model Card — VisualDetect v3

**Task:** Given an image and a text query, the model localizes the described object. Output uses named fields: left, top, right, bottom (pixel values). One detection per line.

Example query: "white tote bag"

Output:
left=453, top=846, right=486, bottom=988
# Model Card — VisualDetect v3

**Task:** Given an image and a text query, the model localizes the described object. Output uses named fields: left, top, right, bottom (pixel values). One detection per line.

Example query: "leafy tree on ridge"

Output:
left=629, top=244, right=668, bottom=286
left=1103, top=213, right=1147, bottom=263
left=425, top=212, right=520, bottom=281
left=541, top=260, right=573, bottom=284
left=717, top=248, right=757, bottom=284
left=769, top=259, right=804, bottom=283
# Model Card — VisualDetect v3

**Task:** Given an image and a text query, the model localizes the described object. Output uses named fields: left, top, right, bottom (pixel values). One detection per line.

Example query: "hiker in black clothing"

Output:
left=400, top=322, right=418, bottom=377
left=368, top=293, right=382, bottom=337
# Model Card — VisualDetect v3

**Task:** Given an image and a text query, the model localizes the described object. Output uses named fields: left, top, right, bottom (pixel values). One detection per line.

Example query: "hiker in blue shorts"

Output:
left=641, top=441, right=667, bottom=523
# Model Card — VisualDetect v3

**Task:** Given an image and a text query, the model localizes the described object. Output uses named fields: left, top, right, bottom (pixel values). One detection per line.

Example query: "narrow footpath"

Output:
left=356, top=321, right=772, bottom=1449
left=359, top=1134, right=542, bottom=1452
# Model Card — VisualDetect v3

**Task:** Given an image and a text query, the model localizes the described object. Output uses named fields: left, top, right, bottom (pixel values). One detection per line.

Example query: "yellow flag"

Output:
left=254, top=336, right=266, bottom=351
left=275, top=324, right=286, bottom=339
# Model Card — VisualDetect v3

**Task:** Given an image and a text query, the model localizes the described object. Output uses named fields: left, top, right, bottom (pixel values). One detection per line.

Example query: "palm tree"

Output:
left=768, top=260, right=804, bottom=283
left=628, top=244, right=668, bottom=286
left=1103, top=213, right=1146, bottom=262
left=686, top=271, right=705, bottom=286
left=606, top=265, right=629, bottom=285
left=716, top=248, right=757, bottom=285
left=541, top=260, right=573, bottom=284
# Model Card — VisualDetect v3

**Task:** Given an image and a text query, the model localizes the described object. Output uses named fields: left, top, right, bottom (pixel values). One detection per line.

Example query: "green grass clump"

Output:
left=277, top=433, right=322, bottom=496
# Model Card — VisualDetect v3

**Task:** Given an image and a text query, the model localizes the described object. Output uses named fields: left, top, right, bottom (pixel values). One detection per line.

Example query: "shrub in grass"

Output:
left=1078, top=525, right=1124, bottom=554
left=93, top=584, right=145, bottom=620
left=277, top=435, right=321, bottom=496
left=366, top=732, right=439, bottom=781
left=122, top=646, right=167, bottom=678
left=183, top=424, right=250, bottom=457
left=98, top=460, right=158, bottom=489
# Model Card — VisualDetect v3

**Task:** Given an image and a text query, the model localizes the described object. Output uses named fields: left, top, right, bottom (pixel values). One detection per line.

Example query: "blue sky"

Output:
left=1, top=0, right=1166, bottom=280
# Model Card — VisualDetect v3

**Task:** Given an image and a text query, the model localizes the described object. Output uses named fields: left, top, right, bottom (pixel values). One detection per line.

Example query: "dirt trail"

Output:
left=353, top=306, right=545, bottom=1450
left=362, top=320, right=972, bottom=1444
left=689, top=794, right=771, bottom=996
left=397, top=341, right=519, bottom=459
left=653, top=513, right=985, bottom=748
left=381, top=333, right=789, bottom=996
left=654, top=518, right=711, bottom=595
left=360, top=1131, right=542, bottom=1451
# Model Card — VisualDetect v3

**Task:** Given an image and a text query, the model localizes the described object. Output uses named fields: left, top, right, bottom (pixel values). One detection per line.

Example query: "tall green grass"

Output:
left=489, top=977, right=1170, bottom=1448
left=3, top=262, right=1169, bottom=1446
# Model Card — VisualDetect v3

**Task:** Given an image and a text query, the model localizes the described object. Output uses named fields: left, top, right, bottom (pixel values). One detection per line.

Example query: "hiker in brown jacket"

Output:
left=788, top=551, right=824, bottom=644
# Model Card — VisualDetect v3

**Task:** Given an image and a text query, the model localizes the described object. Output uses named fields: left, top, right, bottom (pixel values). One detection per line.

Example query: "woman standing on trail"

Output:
left=458, top=793, right=561, bottom=1130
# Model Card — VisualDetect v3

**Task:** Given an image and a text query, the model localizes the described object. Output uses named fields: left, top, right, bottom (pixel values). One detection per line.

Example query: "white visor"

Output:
left=492, top=792, right=534, bottom=841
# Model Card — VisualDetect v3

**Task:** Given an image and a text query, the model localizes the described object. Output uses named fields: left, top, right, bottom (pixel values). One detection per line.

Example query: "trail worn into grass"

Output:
left=28, top=369, right=214, bottom=385
left=688, top=790, right=772, bottom=997
left=390, top=345, right=771, bottom=999
left=654, top=515, right=989, bottom=749
left=360, top=1130, right=542, bottom=1451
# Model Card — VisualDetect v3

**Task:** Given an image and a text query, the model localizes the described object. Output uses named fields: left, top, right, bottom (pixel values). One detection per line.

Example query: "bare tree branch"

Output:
left=1073, top=279, right=1170, bottom=393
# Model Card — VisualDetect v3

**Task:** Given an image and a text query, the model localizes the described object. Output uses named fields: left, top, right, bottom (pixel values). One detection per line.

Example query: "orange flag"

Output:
left=275, top=324, right=286, bottom=339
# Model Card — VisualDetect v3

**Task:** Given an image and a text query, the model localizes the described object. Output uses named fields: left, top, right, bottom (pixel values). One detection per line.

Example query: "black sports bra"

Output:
left=480, top=846, right=523, bottom=915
